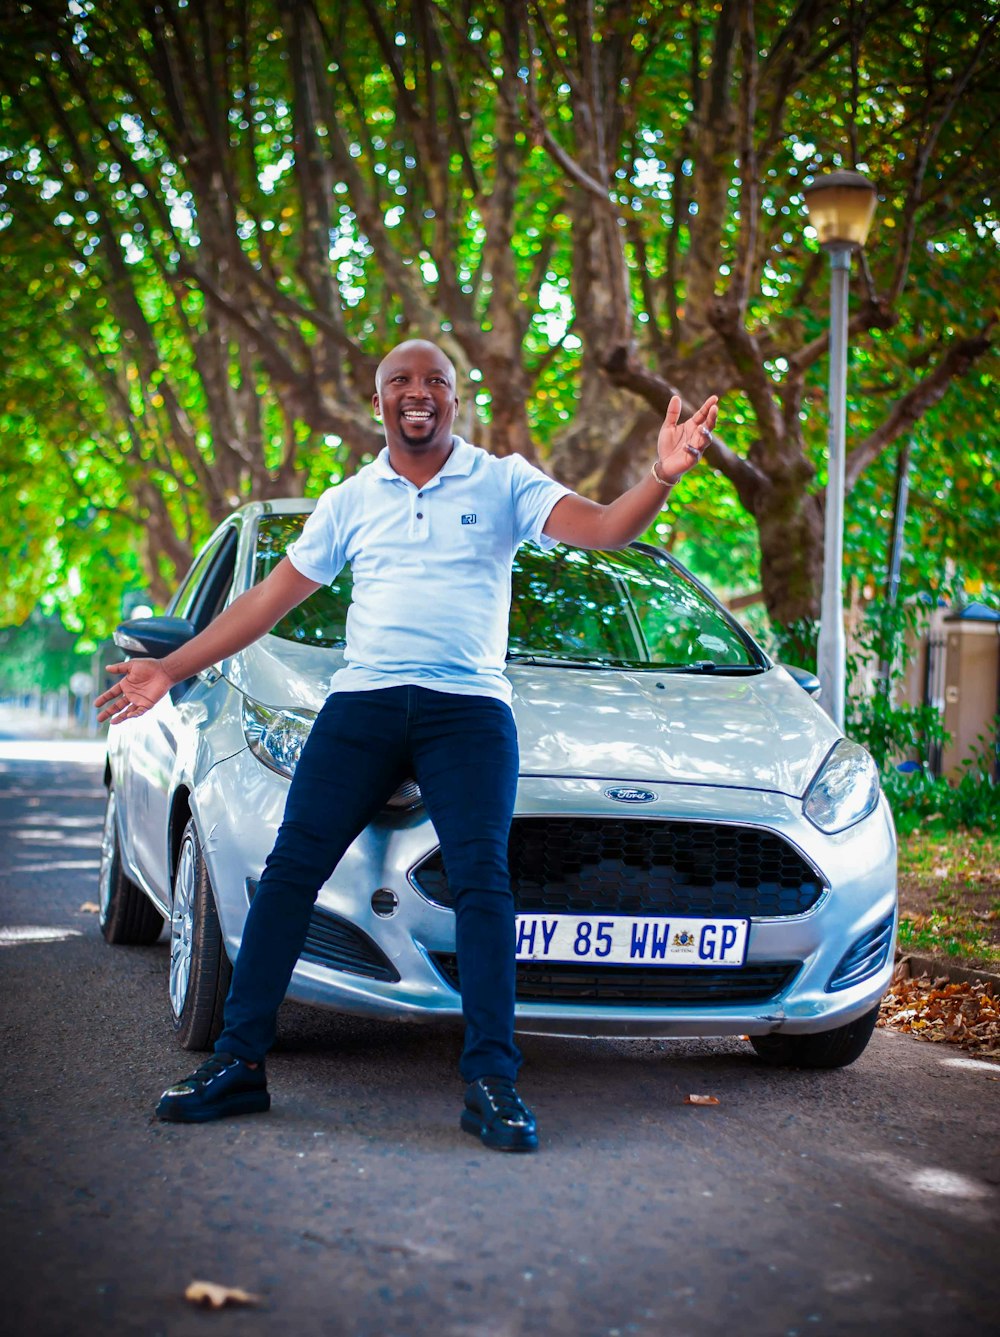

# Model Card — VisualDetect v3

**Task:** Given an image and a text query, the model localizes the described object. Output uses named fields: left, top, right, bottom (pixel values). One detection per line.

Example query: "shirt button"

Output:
left=416, top=512, right=423, bottom=519
left=417, top=491, right=423, bottom=497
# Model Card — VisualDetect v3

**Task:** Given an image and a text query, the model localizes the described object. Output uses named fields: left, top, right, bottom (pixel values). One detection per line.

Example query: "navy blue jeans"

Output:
left=216, top=686, right=522, bottom=1082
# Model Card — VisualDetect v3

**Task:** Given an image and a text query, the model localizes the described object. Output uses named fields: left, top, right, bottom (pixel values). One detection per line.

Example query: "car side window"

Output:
left=171, top=528, right=239, bottom=633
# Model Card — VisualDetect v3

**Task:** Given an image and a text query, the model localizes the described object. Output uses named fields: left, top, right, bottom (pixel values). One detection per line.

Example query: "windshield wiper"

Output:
left=506, top=652, right=618, bottom=669
left=506, top=653, right=766, bottom=674
left=655, top=661, right=763, bottom=675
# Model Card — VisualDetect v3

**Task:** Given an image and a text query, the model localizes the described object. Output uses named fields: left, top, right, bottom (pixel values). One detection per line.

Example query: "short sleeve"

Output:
left=286, top=485, right=348, bottom=585
left=507, top=453, right=573, bottom=551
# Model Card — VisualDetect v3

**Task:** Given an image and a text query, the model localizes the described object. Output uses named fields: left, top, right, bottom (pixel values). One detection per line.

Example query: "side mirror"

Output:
left=780, top=663, right=818, bottom=695
left=113, top=616, right=197, bottom=660
left=781, top=663, right=822, bottom=696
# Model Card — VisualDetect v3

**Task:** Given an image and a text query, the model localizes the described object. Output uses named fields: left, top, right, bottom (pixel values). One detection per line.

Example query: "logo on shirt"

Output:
left=461, top=514, right=477, bottom=525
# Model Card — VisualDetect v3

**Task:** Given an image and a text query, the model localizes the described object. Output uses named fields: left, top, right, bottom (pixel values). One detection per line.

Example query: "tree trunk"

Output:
left=754, top=482, right=824, bottom=659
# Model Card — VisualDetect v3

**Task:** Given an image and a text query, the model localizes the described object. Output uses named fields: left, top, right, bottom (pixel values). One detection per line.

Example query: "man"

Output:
left=96, top=339, right=716, bottom=1153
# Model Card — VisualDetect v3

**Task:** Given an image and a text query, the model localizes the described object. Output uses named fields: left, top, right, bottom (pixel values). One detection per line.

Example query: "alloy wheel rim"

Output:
left=169, top=837, right=196, bottom=1019
left=97, top=791, right=117, bottom=925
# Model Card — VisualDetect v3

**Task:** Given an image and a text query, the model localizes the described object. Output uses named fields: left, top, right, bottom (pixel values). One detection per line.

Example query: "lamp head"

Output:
left=803, top=170, right=878, bottom=250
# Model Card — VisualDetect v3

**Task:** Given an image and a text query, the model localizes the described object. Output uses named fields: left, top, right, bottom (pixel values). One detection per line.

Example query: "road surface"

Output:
left=1, top=738, right=997, bottom=1336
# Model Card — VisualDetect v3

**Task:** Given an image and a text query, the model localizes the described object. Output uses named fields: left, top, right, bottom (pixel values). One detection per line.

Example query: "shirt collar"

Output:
left=371, top=436, right=476, bottom=484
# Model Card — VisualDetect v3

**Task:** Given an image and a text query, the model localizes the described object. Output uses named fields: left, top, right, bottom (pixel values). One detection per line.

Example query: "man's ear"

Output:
left=372, top=392, right=381, bottom=420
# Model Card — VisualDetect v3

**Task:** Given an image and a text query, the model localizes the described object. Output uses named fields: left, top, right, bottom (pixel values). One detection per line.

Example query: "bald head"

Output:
left=372, top=338, right=459, bottom=459
left=375, top=339, right=456, bottom=394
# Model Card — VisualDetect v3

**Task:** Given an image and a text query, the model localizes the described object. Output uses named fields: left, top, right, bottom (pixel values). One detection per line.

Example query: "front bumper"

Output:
left=194, top=751, right=897, bottom=1039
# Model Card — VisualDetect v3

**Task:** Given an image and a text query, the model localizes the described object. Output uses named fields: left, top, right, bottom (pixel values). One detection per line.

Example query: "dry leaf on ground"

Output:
left=184, top=1281, right=261, bottom=1310
left=79, top=902, right=100, bottom=913
left=683, top=1094, right=720, bottom=1106
left=878, top=974, right=1000, bottom=1059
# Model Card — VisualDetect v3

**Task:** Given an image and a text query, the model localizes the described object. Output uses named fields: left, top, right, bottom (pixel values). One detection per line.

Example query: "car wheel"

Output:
left=749, top=1002, right=881, bottom=1069
left=169, top=819, right=231, bottom=1051
left=98, top=786, right=163, bottom=945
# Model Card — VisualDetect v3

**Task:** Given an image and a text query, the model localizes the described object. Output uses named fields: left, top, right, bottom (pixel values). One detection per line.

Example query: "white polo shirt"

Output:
left=286, top=436, right=571, bottom=704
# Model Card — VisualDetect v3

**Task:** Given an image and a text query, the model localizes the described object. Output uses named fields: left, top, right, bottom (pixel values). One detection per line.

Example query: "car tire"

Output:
left=169, top=819, right=232, bottom=1051
left=749, top=1002, right=881, bottom=1069
left=98, top=786, right=163, bottom=946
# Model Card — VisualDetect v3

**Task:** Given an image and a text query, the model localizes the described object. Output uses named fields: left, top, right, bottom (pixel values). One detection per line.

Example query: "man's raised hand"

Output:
left=95, top=659, right=174, bottom=725
left=655, top=394, right=719, bottom=485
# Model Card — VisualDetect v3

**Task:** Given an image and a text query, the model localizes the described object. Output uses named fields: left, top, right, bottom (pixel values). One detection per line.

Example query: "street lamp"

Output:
left=802, top=169, right=878, bottom=729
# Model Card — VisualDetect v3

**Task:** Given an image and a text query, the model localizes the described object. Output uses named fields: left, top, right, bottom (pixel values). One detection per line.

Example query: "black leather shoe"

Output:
left=461, top=1075, right=538, bottom=1153
left=156, top=1052, right=270, bottom=1123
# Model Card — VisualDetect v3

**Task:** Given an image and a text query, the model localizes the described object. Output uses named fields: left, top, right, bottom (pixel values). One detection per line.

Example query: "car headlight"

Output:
left=803, top=739, right=880, bottom=833
left=242, top=698, right=317, bottom=779
left=241, top=697, right=423, bottom=810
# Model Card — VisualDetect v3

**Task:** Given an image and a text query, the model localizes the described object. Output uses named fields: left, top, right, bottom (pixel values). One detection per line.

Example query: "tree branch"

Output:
left=681, top=0, right=740, bottom=338
left=603, top=347, right=767, bottom=509
left=889, top=13, right=999, bottom=304
left=730, top=0, right=759, bottom=320
left=844, top=325, right=995, bottom=491
left=709, top=299, right=784, bottom=451
left=787, top=297, right=897, bottom=374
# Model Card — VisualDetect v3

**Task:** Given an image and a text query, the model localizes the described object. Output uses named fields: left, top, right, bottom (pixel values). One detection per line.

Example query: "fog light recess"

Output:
left=371, top=888, right=399, bottom=918
left=826, top=914, right=895, bottom=992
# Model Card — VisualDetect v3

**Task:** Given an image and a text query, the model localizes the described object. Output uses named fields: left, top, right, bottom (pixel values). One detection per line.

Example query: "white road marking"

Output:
left=2, top=861, right=101, bottom=873
left=0, top=926, right=85, bottom=946
left=0, top=741, right=106, bottom=764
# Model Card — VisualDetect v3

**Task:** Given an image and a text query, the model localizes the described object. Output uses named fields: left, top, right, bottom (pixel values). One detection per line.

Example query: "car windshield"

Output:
left=253, top=513, right=761, bottom=670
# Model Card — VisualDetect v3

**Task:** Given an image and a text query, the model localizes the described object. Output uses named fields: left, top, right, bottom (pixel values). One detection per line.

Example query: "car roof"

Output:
left=233, top=497, right=319, bottom=520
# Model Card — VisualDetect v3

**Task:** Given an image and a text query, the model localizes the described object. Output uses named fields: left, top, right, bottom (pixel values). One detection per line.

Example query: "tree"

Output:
left=1, top=0, right=997, bottom=637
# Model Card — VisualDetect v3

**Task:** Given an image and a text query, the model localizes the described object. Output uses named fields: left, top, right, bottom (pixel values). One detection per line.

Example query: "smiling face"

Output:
left=373, top=340, right=459, bottom=457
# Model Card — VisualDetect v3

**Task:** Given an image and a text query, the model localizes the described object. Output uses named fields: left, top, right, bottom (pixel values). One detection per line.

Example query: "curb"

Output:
left=894, top=952, right=1000, bottom=991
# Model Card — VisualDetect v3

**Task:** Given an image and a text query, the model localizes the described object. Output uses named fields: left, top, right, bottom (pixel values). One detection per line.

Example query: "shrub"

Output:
left=765, top=600, right=997, bottom=833
left=844, top=601, right=997, bottom=833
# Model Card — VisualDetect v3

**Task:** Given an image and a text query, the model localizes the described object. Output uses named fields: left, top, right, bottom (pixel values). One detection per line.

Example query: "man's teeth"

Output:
left=402, top=409, right=432, bottom=420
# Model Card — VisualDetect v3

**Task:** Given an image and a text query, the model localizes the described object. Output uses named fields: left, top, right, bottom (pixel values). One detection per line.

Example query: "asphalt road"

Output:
left=1, top=740, right=998, bottom=1337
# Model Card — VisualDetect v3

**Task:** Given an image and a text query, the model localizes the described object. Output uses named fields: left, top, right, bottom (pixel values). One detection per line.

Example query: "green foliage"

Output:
left=844, top=596, right=999, bottom=833
left=0, top=611, right=98, bottom=695
left=0, top=0, right=996, bottom=642
left=759, top=616, right=820, bottom=676
left=846, top=599, right=949, bottom=770
left=883, top=747, right=1000, bottom=837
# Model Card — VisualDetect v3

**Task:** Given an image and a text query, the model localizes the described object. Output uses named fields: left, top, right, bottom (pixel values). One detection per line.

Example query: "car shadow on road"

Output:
left=243, top=1002, right=877, bottom=1152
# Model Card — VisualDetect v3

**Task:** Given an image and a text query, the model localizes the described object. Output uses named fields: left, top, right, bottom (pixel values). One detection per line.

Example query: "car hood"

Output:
left=508, top=666, right=839, bottom=798
left=226, top=643, right=839, bottom=800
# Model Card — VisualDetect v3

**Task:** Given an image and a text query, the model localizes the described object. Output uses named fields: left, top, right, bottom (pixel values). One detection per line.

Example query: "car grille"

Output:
left=411, top=817, right=825, bottom=918
left=431, top=953, right=800, bottom=1006
left=300, top=907, right=400, bottom=983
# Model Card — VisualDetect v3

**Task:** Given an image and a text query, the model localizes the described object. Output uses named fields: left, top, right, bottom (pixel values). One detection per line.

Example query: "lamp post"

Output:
left=802, top=169, right=878, bottom=730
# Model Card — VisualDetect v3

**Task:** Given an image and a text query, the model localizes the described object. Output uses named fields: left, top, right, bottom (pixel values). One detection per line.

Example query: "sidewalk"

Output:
left=0, top=704, right=107, bottom=765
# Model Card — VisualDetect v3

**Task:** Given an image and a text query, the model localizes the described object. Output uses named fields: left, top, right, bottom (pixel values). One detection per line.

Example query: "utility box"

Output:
left=939, top=604, right=1000, bottom=779
left=894, top=602, right=999, bottom=780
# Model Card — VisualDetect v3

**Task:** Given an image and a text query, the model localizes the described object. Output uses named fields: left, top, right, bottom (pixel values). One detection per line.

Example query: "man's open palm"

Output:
left=656, top=394, right=719, bottom=484
left=95, top=659, right=173, bottom=724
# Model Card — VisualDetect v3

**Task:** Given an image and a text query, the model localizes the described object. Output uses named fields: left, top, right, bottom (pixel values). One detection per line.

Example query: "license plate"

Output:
left=514, top=914, right=749, bottom=968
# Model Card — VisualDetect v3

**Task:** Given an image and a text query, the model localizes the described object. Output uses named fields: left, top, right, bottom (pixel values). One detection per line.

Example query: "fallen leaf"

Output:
left=683, top=1094, right=720, bottom=1106
left=878, top=975, right=1000, bottom=1059
left=184, top=1281, right=260, bottom=1310
left=79, top=902, right=100, bottom=913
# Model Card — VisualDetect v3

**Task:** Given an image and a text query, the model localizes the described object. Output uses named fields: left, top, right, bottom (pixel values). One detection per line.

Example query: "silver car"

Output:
left=99, top=499, right=897, bottom=1069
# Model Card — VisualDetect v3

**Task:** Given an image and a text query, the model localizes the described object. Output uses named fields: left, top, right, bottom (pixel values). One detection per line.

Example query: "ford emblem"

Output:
left=604, top=786, right=657, bottom=804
